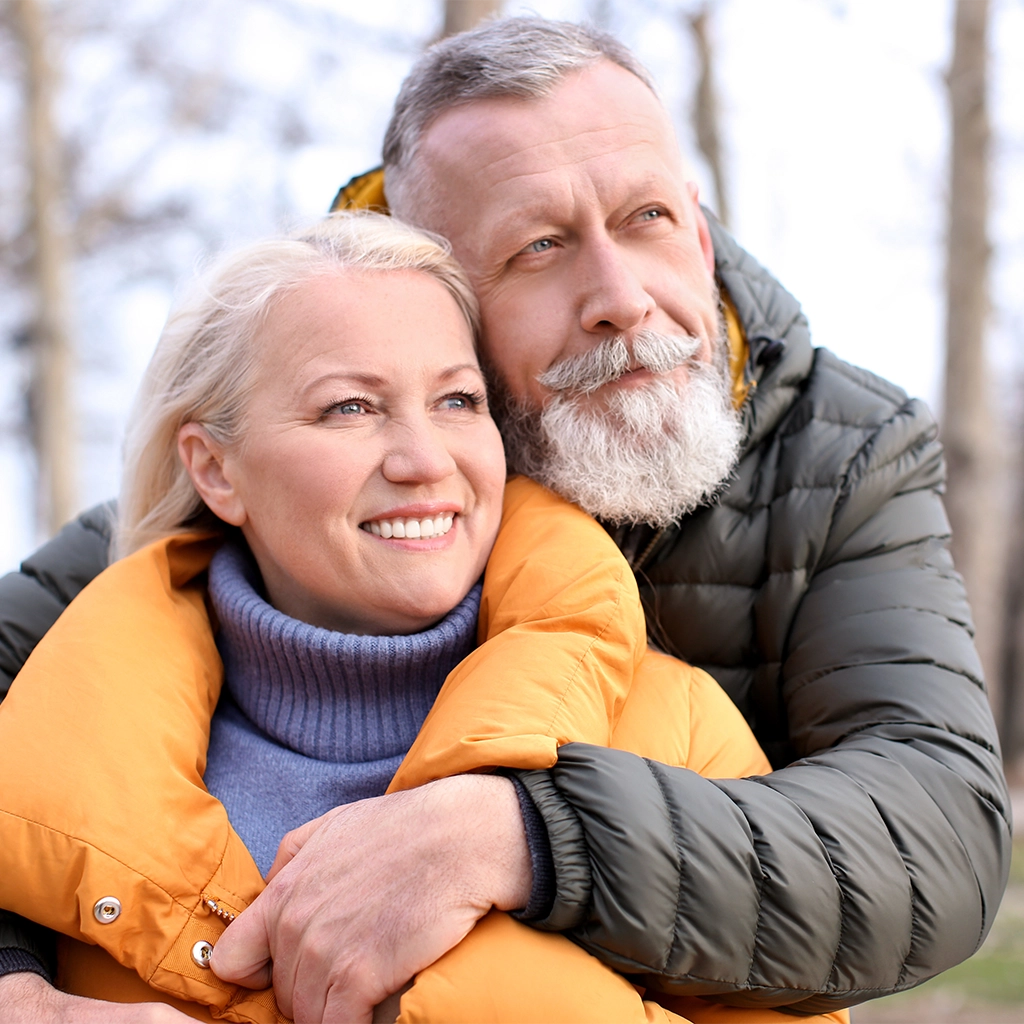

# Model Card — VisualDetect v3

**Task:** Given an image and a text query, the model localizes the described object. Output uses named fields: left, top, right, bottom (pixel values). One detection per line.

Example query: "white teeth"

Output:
left=363, top=514, right=456, bottom=539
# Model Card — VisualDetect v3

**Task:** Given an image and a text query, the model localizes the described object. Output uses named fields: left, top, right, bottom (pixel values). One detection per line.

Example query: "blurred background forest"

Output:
left=2, top=0, right=1023, bottom=1017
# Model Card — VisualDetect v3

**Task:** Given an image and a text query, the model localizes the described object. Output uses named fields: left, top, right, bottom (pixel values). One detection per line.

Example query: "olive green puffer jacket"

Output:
left=0, top=222, right=1011, bottom=1013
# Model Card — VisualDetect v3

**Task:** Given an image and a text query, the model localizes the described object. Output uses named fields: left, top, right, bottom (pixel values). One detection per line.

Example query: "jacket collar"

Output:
left=707, top=214, right=815, bottom=453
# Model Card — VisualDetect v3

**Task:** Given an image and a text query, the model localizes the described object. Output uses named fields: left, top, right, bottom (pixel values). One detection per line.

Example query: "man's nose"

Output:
left=578, top=239, right=656, bottom=334
left=381, top=421, right=458, bottom=485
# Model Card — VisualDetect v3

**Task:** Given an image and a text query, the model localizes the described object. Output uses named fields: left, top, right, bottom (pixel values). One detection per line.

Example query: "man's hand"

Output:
left=0, top=971, right=192, bottom=1023
left=210, top=774, right=531, bottom=1024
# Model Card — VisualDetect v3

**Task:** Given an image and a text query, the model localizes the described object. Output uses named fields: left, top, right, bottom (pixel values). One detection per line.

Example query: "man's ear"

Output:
left=686, top=181, right=716, bottom=278
left=178, top=423, right=247, bottom=527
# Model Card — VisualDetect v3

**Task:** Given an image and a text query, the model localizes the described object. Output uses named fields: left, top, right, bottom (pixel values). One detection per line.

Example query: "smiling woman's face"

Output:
left=181, top=268, right=507, bottom=635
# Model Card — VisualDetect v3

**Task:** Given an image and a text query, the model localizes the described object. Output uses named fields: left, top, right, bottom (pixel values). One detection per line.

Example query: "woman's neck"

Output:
left=208, top=540, right=481, bottom=762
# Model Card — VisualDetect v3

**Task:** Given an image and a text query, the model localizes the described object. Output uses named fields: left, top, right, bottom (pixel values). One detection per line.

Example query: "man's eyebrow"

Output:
left=483, top=175, right=678, bottom=245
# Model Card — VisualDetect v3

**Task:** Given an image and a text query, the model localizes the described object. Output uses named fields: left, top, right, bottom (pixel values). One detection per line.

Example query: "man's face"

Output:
left=411, top=59, right=720, bottom=414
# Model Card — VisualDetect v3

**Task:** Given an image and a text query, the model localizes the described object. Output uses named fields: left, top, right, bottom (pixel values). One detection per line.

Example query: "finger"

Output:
left=322, top=981, right=374, bottom=1024
left=209, top=900, right=273, bottom=989
left=266, top=813, right=328, bottom=882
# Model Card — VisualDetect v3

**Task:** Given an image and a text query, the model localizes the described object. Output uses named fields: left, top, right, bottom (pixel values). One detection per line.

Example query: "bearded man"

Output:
left=0, top=16, right=1011, bottom=1024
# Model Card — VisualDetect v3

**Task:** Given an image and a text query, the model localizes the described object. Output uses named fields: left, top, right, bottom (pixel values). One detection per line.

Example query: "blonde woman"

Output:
left=0, top=213, right=845, bottom=1024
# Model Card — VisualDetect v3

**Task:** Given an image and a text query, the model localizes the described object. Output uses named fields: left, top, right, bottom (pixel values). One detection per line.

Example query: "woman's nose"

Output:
left=381, top=423, right=458, bottom=485
left=579, top=241, right=656, bottom=335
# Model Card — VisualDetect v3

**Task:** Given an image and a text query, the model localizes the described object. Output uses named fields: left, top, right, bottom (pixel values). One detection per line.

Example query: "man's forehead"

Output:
left=416, top=61, right=678, bottom=183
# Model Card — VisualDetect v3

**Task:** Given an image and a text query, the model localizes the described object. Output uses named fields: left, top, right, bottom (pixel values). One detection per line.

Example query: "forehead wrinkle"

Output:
left=470, top=122, right=666, bottom=184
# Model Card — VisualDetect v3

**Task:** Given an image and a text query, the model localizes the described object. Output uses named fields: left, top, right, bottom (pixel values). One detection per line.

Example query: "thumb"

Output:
left=265, top=812, right=329, bottom=882
left=209, top=899, right=273, bottom=990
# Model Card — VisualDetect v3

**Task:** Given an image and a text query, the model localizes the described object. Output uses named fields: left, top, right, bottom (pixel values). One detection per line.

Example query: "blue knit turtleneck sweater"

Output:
left=204, top=542, right=481, bottom=876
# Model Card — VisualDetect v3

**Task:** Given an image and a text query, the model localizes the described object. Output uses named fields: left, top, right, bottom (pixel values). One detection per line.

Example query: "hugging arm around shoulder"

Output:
left=509, top=360, right=1012, bottom=1014
left=0, top=473, right=796, bottom=1024
left=0, top=406, right=1012, bottom=1018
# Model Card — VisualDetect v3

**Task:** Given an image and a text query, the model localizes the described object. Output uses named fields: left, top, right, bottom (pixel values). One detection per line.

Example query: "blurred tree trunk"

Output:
left=13, top=0, right=76, bottom=536
left=1000, top=418, right=1024, bottom=767
left=942, top=0, right=1002, bottom=709
left=442, top=0, right=502, bottom=38
left=686, top=5, right=730, bottom=228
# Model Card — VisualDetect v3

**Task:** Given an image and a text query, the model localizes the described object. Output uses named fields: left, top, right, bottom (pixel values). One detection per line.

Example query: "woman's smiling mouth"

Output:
left=361, top=513, right=455, bottom=539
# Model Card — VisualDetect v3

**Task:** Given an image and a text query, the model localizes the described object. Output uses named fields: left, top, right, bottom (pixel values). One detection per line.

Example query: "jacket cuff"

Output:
left=510, top=768, right=592, bottom=932
left=0, top=949, right=51, bottom=983
left=0, top=911, right=56, bottom=983
left=507, top=774, right=555, bottom=921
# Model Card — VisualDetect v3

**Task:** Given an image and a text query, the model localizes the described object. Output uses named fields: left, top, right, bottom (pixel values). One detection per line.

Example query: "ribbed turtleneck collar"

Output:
left=208, top=542, right=480, bottom=764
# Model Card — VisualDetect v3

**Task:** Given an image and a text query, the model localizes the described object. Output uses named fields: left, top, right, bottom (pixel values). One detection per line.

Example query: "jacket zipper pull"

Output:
left=203, top=896, right=237, bottom=923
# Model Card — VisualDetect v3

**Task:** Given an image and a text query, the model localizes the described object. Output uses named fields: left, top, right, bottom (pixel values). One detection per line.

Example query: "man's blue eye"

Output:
left=639, top=209, right=661, bottom=221
left=527, top=238, right=554, bottom=253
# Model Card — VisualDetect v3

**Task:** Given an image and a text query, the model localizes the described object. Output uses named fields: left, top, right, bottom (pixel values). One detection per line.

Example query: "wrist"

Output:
left=431, top=774, right=533, bottom=912
left=0, top=971, right=54, bottom=1016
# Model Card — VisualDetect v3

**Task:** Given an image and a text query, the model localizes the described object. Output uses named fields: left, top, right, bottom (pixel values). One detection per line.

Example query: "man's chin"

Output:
left=496, top=371, right=743, bottom=528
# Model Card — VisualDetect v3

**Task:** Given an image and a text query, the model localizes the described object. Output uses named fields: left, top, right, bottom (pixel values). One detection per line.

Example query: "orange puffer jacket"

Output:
left=0, top=477, right=846, bottom=1024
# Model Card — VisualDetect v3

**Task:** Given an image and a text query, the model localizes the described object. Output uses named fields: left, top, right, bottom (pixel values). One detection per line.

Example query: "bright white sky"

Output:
left=1, top=0, right=1022, bottom=573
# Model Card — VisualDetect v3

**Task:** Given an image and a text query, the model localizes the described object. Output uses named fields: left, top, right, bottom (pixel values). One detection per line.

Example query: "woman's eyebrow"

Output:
left=437, top=363, right=483, bottom=380
left=300, top=365, right=481, bottom=395
left=302, top=371, right=388, bottom=394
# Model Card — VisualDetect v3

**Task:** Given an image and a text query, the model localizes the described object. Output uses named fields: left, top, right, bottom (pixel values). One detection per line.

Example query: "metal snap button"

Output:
left=191, top=939, right=214, bottom=969
left=93, top=896, right=121, bottom=924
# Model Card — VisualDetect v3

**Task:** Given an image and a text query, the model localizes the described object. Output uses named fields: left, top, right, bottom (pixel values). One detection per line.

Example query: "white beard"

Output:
left=490, top=330, right=744, bottom=528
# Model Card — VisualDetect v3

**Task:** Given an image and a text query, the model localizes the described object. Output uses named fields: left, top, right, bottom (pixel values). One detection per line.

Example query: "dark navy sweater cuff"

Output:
left=0, top=948, right=51, bottom=982
left=508, top=773, right=556, bottom=921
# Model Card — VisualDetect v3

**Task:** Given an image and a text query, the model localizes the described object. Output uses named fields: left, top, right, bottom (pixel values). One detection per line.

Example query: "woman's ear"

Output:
left=178, top=423, right=247, bottom=527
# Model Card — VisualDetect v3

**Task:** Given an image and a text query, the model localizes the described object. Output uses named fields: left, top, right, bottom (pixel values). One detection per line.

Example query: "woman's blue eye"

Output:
left=441, top=391, right=483, bottom=411
left=639, top=209, right=662, bottom=221
left=335, top=402, right=365, bottom=415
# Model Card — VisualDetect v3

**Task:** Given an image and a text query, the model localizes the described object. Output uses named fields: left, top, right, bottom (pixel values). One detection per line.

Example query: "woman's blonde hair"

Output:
left=115, top=211, right=479, bottom=559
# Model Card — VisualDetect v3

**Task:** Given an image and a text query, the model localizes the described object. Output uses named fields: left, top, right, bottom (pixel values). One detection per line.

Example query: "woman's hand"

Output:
left=0, top=972, right=192, bottom=1023
left=210, top=774, right=531, bottom=1024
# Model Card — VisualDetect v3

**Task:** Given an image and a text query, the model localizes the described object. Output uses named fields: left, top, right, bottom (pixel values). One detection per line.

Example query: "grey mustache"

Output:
left=537, top=332, right=702, bottom=395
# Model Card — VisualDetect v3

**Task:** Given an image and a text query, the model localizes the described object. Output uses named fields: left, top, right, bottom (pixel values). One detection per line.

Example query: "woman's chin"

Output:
left=369, top=580, right=477, bottom=636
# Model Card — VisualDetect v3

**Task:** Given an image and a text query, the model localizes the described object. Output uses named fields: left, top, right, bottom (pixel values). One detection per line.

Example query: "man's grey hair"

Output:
left=383, top=16, right=657, bottom=219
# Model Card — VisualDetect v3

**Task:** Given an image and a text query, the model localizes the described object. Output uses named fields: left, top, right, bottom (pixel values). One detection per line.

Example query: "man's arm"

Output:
left=0, top=502, right=113, bottom=697
left=512, top=404, right=1011, bottom=1012
left=0, top=973, right=192, bottom=1023
left=0, top=504, right=112, bottom=984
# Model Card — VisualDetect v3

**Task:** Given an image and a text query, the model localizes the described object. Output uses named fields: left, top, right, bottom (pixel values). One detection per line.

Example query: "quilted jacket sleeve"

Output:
left=514, top=399, right=1011, bottom=1012
left=0, top=503, right=113, bottom=979
left=0, top=503, right=113, bottom=698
